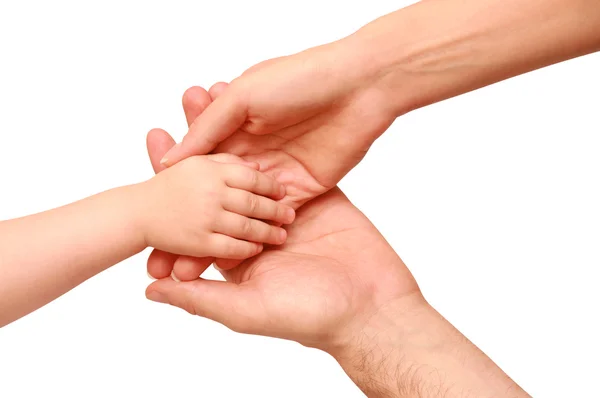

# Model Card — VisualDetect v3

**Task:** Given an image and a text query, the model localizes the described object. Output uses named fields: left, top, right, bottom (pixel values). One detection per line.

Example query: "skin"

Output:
left=146, top=135, right=528, bottom=397
left=147, top=0, right=598, bottom=395
left=0, top=154, right=293, bottom=328
left=156, top=0, right=600, bottom=280
left=161, top=0, right=600, bottom=182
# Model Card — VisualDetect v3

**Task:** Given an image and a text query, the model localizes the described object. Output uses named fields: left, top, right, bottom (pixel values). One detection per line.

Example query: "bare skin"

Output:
left=162, top=0, right=600, bottom=189
left=149, top=0, right=598, bottom=395
left=155, top=0, right=600, bottom=280
left=0, top=154, right=293, bottom=327
left=147, top=136, right=528, bottom=397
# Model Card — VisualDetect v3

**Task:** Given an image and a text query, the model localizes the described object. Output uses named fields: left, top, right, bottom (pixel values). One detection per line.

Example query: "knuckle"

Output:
left=241, top=218, right=254, bottom=236
left=246, top=193, right=260, bottom=213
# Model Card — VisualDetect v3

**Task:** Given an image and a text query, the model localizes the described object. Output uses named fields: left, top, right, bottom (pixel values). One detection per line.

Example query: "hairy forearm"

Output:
left=0, top=185, right=146, bottom=327
left=332, top=297, right=528, bottom=397
left=348, top=0, right=600, bottom=116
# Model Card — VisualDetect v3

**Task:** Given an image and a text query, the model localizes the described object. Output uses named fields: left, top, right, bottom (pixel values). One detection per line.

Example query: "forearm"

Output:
left=0, top=184, right=146, bottom=327
left=331, top=297, right=528, bottom=397
left=347, top=0, right=600, bottom=116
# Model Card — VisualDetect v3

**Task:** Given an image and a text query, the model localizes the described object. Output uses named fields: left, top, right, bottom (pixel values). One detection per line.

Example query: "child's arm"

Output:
left=0, top=185, right=147, bottom=327
left=0, top=154, right=293, bottom=327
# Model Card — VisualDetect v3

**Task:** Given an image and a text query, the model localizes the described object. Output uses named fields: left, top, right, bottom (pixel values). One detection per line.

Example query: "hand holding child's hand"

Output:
left=139, top=154, right=295, bottom=259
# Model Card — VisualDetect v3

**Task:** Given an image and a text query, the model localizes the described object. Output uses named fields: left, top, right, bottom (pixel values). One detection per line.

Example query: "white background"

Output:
left=1, top=1, right=599, bottom=397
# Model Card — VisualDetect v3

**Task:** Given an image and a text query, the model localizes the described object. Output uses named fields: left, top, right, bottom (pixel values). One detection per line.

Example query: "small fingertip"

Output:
left=278, top=228, right=287, bottom=243
left=170, top=270, right=181, bottom=282
left=285, top=208, right=296, bottom=224
left=246, top=161, right=260, bottom=170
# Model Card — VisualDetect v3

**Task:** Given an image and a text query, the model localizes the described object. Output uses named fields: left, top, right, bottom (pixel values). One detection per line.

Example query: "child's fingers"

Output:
left=206, top=153, right=259, bottom=169
left=222, top=189, right=295, bottom=225
left=214, top=212, right=287, bottom=245
left=207, top=234, right=263, bottom=260
left=224, top=165, right=285, bottom=200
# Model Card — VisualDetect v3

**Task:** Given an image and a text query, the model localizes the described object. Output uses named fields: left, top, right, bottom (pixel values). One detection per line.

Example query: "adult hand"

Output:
left=147, top=113, right=419, bottom=347
left=160, top=41, right=400, bottom=207
left=161, top=0, right=600, bottom=209
left=146, top=143, right=526, bottom=396
left=145, top=106, right=526, bottom=397
left=147, top=186, right=420, bottom=349
left=146, top=80, right=393, bottom=280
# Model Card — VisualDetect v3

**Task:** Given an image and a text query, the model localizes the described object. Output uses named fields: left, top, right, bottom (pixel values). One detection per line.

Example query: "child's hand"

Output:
left=139, top=154, right=295, bottom=259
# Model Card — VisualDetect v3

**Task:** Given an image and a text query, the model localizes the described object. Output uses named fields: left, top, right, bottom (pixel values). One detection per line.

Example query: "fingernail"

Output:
left=170, top=270, right=181, bottom=282
left=286, top=208, right=295, bottom=223
left=279, top=229, right=287, bottom=242
left=160, top=143, right=181, bottom=165
left=147, top=272, right=156, bottom=281
left=147, top=291, right=167, bottom=304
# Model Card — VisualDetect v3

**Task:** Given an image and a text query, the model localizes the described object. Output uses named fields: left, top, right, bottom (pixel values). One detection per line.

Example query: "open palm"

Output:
left=147, top=186, right=421, bottom=350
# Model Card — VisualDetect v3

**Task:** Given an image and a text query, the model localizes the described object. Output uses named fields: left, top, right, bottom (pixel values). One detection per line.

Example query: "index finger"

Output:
left=161, top=91, right=247, bottom=167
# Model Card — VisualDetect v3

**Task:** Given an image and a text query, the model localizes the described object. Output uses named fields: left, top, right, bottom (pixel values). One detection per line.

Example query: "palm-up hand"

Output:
left=146, top=166, right=421, bottom=351
left=145, top=87, right=421, bottom=347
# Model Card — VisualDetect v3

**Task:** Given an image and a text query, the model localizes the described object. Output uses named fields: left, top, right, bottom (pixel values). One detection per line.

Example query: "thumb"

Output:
left=146, top=278, right=266, bottom=335
left=160, top=91, right=247, bottom=167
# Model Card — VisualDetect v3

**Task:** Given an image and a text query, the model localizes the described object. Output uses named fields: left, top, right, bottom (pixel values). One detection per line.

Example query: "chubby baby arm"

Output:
left=139, top=154, right=295, bottom=259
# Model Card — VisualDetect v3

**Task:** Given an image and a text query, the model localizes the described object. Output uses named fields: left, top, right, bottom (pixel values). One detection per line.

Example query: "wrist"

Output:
left=346, top=0, right=600, bottom=120
left=339, top=6, right=422, bottom=118
left=328, top=295, right=527, bottom=397
left=122, top=182, right=152, bottom=252
left=328, top=294, right=434, bottom=397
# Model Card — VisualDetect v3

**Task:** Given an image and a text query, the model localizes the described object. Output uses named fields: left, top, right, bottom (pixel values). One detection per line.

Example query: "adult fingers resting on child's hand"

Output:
left=141, top=154, right=295, bottom=261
